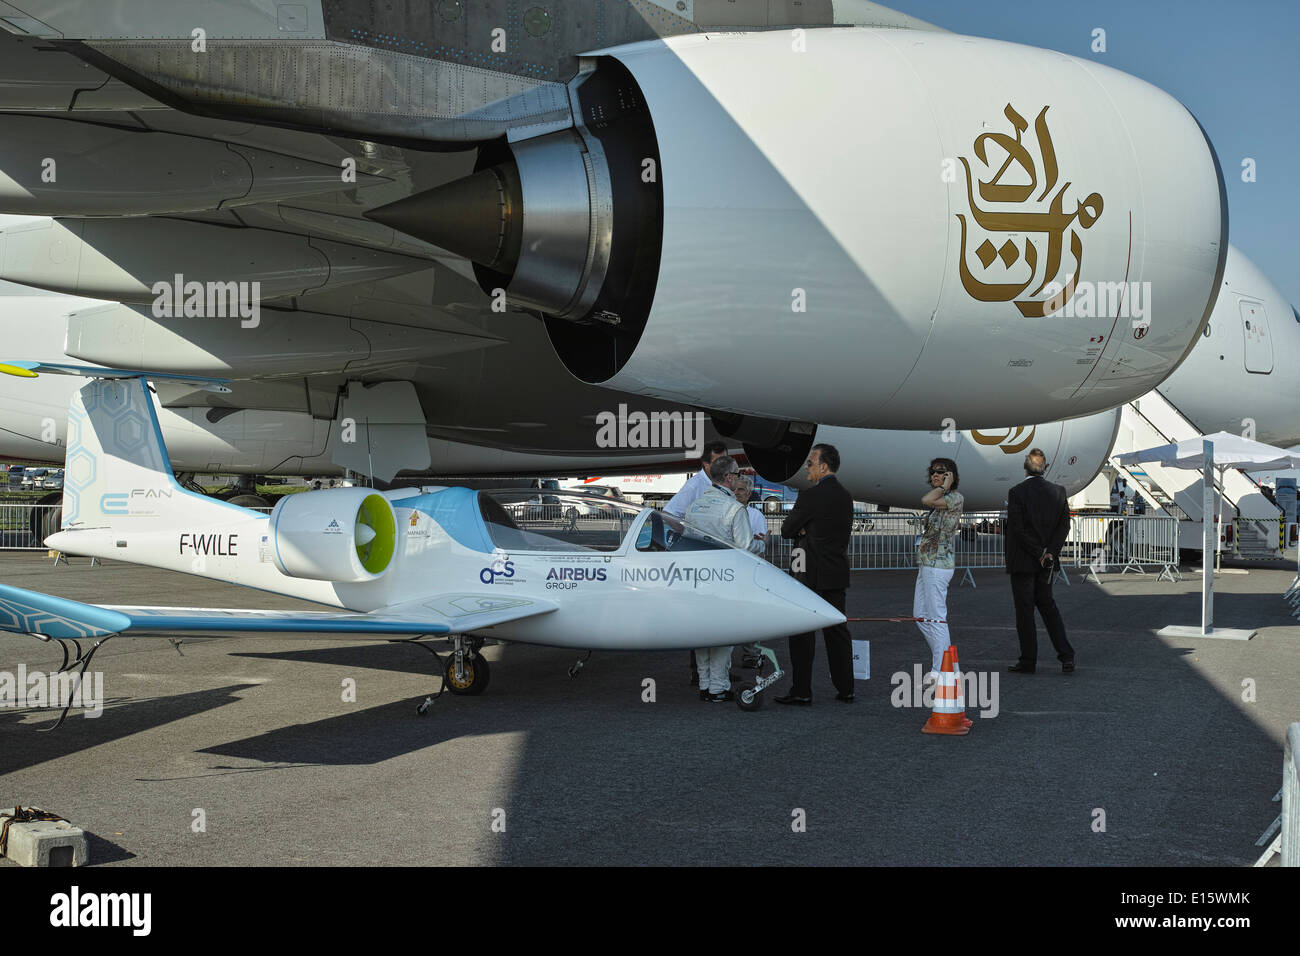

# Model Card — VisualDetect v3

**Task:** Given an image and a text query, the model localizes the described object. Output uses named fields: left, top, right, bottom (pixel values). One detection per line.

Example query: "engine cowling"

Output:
left=737, top=408, right=1121, bottom=511
left=374, top=30, right=1226, bottom=430
left=268, top=488, right=397, bottom=582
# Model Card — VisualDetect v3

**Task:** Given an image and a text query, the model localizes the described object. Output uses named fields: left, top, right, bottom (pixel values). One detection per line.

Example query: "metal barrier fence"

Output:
left=0, top=500, right=1180, bottom=583
left=0, top=503, right=60, bottom=550
left=1067, top=514, right=1180, bottom=583
left=761, top=511, right=1007, bottom=583
left=762, top=510, right=1180, bottom=581
left=1285, top=723, right=1299, bottom=867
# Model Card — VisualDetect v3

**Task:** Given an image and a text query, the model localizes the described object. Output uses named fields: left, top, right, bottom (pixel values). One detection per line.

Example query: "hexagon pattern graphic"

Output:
left=62, top=379, right=174, bottom=529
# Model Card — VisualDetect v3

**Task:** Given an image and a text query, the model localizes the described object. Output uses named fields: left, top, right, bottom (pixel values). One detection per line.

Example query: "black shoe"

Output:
left=699, top=689, right=710, bottom=701
left=835, top=693, right=855, bottom=703
left=774, top=694, right=812, bottom=706
left=1008, top=663, right=1036, bottom=674
left=1062, top=659, right=1076, bottom=674
left=708, top=690, right=735, bottom=702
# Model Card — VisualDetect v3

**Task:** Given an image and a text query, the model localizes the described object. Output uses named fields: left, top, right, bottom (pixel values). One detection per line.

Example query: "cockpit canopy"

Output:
left=477, top=490, right=743, bottom=554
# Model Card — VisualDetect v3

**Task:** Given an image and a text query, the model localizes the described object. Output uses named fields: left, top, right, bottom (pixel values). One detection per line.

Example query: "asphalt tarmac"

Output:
left=1, top=552, right=1295, bottom=866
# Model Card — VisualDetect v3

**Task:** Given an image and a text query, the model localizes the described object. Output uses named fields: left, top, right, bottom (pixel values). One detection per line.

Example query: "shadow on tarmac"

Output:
left=0, top=683, right=262, bottom=775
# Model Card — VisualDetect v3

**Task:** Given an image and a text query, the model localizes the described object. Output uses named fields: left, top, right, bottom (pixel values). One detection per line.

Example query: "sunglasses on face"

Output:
left=929, top=468, right=948, bottom=476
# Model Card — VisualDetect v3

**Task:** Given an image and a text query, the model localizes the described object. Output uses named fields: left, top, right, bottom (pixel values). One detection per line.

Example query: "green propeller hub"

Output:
left=354, top=493, right=396, bottom=574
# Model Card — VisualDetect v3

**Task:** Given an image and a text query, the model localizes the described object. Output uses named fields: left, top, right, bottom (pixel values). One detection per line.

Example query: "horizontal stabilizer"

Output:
left=0, top=360, right=230, bottom=392
left=0, top=583, right=556, bottom=639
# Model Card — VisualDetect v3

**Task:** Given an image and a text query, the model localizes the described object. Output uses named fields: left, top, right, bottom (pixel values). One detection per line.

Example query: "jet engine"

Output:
left=731, top=408, right=1122, bottom=511
left=370, top=30, right=1227, bottom=431
left=268, top=488, right=396, bottom=582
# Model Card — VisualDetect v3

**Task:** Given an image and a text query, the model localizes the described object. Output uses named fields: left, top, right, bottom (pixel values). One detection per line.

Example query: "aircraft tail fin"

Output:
left=61, top=377, right=237, bottom=532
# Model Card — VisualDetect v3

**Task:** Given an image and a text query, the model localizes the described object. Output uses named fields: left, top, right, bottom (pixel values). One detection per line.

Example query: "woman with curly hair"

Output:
left=915, top=457, right=963, bottom=678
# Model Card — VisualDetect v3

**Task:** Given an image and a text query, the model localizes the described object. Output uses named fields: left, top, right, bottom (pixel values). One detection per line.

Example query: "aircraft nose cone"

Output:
left=752, top=561, right=846, bottom=630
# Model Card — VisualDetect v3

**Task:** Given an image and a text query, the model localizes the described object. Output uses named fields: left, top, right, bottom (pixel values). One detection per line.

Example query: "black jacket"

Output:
left=781, top=474, right=853, bottom=590
left=1004, top=475, right=1071, bottom=574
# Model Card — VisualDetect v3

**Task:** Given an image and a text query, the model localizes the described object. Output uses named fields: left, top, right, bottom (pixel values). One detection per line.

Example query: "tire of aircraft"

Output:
left=29, top=492, right=61, bottom=544
left=444, top=654, right=491, bottom=696
left=736, top=683, right=762, bottom=711
left=225, top=494, right=271, bottom=509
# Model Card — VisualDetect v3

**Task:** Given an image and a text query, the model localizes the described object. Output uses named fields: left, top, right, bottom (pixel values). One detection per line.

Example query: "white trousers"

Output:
left=696, top=646, right=733, bottom=693
left=913, top=565, right=953, bottom=672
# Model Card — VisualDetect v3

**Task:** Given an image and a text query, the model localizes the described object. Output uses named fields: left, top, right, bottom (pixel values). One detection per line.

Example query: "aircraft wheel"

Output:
left=736, top=683, right=762, bottom=711
left=444, top=654, right=491, bottom=696
left=30, top=492, right=62, bottom=543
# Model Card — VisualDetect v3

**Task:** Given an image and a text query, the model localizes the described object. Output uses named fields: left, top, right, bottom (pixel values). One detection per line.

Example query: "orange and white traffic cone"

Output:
left=949, top=645, right=975, bottom=729
left=922, top=646, right=970, bottom=735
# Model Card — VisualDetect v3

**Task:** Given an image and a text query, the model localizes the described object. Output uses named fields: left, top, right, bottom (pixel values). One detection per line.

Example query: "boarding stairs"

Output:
left=1109, top=390, right=1281, bottom=559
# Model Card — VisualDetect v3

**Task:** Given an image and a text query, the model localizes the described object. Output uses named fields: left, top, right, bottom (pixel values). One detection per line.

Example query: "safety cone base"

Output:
left=922, top=713, right=970, bottom=735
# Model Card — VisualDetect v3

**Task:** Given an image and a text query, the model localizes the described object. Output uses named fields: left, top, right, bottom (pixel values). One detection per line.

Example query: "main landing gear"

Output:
left=393, top=633, right=491, bottom=716
left=442, top=637, right=491, bottom=699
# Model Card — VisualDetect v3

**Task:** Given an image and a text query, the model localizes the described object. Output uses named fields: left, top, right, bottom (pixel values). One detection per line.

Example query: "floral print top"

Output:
left=917, top=491, right=964, bottom=570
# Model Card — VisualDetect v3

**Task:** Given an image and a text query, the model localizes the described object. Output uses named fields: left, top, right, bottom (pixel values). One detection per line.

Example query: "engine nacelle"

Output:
left=376, top=31, right=1226, bottom=430
left=738, top=408, right=1121, bottom=511
left=268, top=488, right=397, bottom=582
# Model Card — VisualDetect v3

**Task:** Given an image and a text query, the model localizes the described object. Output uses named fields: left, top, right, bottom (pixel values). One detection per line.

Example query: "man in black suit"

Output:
left=1004, top=448, right=1076, bottom=674
left=775, top=443, right=856, bottom=705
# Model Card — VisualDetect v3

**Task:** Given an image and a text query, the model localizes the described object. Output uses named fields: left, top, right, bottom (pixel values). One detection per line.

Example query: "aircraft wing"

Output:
left=0, top=583, right=557, bottom=640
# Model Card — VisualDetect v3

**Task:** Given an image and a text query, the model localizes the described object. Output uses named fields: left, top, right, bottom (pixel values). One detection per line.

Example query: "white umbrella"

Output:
left=1115, top=433, right=1300, bottom=639
left=1115, top=431, right=1300, bottom=473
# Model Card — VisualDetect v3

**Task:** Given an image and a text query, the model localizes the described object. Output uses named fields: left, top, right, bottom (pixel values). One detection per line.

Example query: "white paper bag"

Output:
left=851, top=639, right=870, bottom=680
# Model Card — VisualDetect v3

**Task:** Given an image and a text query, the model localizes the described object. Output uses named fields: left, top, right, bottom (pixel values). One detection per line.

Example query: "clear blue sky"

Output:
left=887, top=0, right=1300, bottom=306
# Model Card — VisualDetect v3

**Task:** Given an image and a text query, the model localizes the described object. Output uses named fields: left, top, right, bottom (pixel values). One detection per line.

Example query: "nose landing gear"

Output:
left=736, top=644, right=783, bottom=712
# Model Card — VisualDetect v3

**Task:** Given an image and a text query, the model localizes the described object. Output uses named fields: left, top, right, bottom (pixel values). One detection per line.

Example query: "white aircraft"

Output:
left=727, top=245, right=1300, bottom=506
left=0, top=3, right=1227, bottom=455
left=0, top=240, right=1291, bottom=513
left=0, top=369, right=842, bottom=721
left=0, top=3, right=1279, bottom=514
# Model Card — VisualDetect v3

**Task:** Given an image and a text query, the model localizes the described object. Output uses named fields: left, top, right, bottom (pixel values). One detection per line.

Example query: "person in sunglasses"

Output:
left=915, top=457, right=964, bottom=679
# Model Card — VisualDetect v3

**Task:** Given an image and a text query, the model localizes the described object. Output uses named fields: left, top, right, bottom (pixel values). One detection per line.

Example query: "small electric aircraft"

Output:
left=0, top=368, right=841, bottom=721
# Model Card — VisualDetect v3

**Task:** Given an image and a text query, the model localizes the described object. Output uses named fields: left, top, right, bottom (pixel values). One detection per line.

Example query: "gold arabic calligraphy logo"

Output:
left=957, top=104, right=1104, bottom=318
left=970, top=425, right=1036, bottom=455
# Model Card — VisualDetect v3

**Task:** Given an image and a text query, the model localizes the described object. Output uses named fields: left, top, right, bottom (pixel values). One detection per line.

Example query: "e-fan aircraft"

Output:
left=0, top=369, right=842, bottom=722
